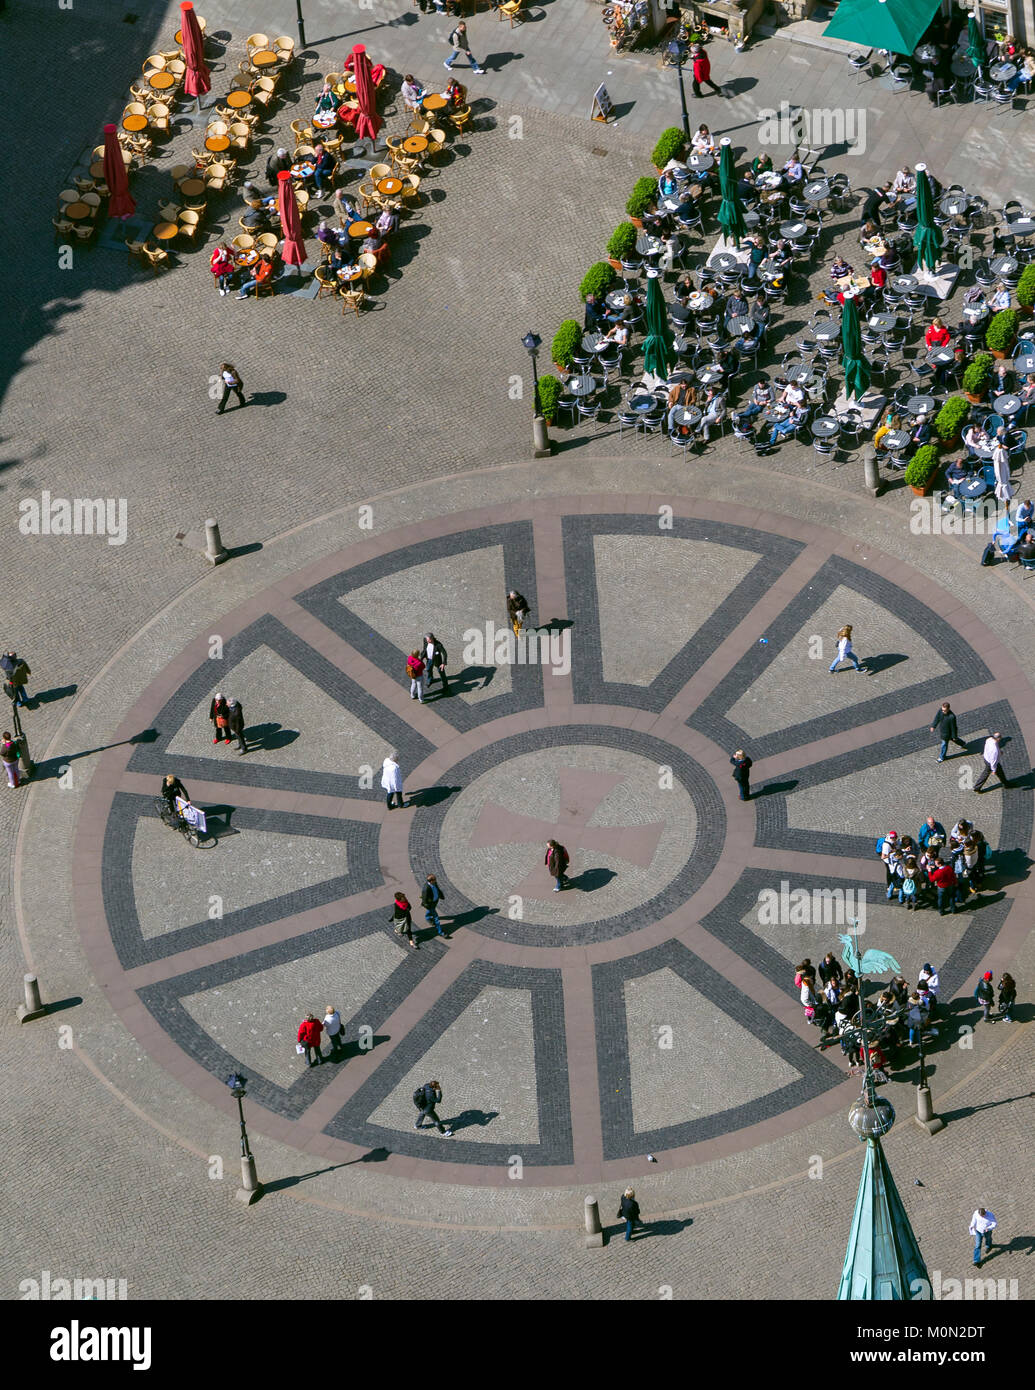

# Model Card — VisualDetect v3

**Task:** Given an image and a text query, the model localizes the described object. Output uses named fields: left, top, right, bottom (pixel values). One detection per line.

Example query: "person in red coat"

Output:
left=297, top=1013, right=324, bottom=1066
left=929, top=859, right=959, bottom=916
left=691, top=44, right=723, bottom=98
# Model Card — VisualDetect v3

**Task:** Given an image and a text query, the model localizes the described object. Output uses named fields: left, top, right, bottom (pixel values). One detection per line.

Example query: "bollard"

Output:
left=584, top=1194, right=604, bottom=1248
left=235, top=1153, right=263, bottom=1205
left=16, top=973, right=47, bottom=1023
left=915, top=1085, right=945, bottom=1135
left=862, top=443, right=882, bottom=497
left=204, top=519, right=229, bottom=566
left=532, top=414, right=552, bottom=459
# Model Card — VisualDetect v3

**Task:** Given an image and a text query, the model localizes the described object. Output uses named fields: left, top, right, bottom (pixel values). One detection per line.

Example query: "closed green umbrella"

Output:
left=717, top=137, right=746, bottom=247
left=967, top=13, right=986, bottom=70
left=841, top=291, right=871, bottom=401
left=642, top=268, right=674, bottom=381
left=912, top=162, right=942, bottom=273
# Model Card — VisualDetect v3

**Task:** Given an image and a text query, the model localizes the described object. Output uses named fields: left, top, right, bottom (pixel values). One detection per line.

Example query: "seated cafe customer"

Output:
left=1018, top=373, right=1035, bottom=407
left=763, top=401, right=806, bottom=451
left=989, top=281, right=1012, bottom=311
left=315, top=83, right=336, bottom=115
left=945, top=457, right=974, bottom=497
left=696, top=387, right=726, bottom=442
left=237, top=252, right=275, bottom=299
left=401, top=74, right=425, bottom=111
left=311, top=143, right=336, bottom=194
left=735, top=378, right=773, bottom=427
left=963, top=421, right=991, bottom=457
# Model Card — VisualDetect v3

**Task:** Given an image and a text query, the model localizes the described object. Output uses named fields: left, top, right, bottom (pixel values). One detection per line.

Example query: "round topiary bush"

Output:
left=962, top=353, right=993, bottom=396
left=536, top=373, right=563, bottom=421
left=579, top=261, right=617, bottom=301
left=652, top=127, right=687, bottom=169
left=607, top=222, right=639, bottom=262
left=1016, top=263, right=1035, bottom=310
left=551, top=319, right=582, bottom=371
left=905, top=444, right=940, bottom=489
left=934, top=395, right=970, bottom=443
left=626, top=177, right=658, bottom=220
left=986, top=308, right=1020, bottom=354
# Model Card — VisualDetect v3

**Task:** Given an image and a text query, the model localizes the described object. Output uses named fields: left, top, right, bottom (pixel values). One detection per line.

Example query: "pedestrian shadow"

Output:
left=247, top=390, right=288, bottom=408
left=449, top=664, right=496, bottom=693
left=995, top=1234, right=1035, bottom=1257
left=447, top=1108, right=500, bottom=1133
left=861, top=652, right=908, bottom=674
left=242, top=723, right=299, bottom=750
left=27, top=684, right=78, bottom=708
left=443, top=905, right=500, bottom=930
left=752, top=779, right=798, bottom=797
left=533, top=617, right=573, bottom=634
left=480, top=51, right=523, bottom=72
left=338, top=1034, right=390, bottom=1061
left=405, top=783, right=458, bottom=808
left=568, top=867, right=616, bottom=892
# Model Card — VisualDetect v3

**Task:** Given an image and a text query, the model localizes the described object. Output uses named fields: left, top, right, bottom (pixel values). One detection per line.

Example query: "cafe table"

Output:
left=235, top=248, right=259, bottom=267
left=959, top=476, right=990, bottom=500
left=347, top=220, right=374, bottom=239
left=628, top=393, right=657, bottom=412
left=904, top=394, right=936, bottom=417
left=914, top=43, right=938, bottom=63
left=89, top=161, right=106, bottom=179
left=402, top=135, right=428, bottom=155
left=1007, top=215, right=1035, bottom=239
left=671, top=405, right=702, bottom=428
left=635, top=232, right=662, bottom=257
left=742, top=210, right=761, bottom=229
left=205, top=134, right=230, bottom=152
left=153, top=221, right=179, bottom=240
left=377, top=176, right=403, bottom=197
left=951, top=56, right=975, bottom=78
left=811, top=416, right=839, bottom=439
left=784, top=363, right=814, bottom=384
left=174, top=18, right=206, bottom=42
left=582, top=332, right=606, bottom=353
left=667, top=369, right=694, bottom=385
left=697, top=365, right=725, bottom=386
left=686, top=152, right=714, bottom=172
left=569, top=374, right=598, bottom=398
left=869, top=313, right=897, bottom=333
left=64, top=201, right=92, bottom=221
left=226, top=90, right=253, bottom=110
left=1012, top=352, right=1035, bottom=372
left=962, top=303, right=989, bottom=322
left=708, top=252, right=738, bottom=273
left=252, top=49, right=280, bottom=68
left=727, top=316, right=753, bottom=337
left=926, top=346, right=955, bottom=366
left=180, top=178, right=206, bottom=198
left=990, top=61, right=1017, bottom=83
left=995, top=393, right=1023, bottom=417
left=291, top=162, right=315, bottom=178
left=122, top=113, right=148, bottom=132
left=882, top=429, right=911, bottom=453
left=344, top=75, right=358, bottom=94
left=889, top=274, right=917, bottom=295
left=781, top=220, right=808, bottom=240
left=687, top=291, right=712, bottom=312
left=149, top=71, right=176, bottom=91
left=762, top=403, right=792, bottom=424
left=337, top=265, right=363, bottom=283
left=940, top=194, right=968, bottom=218
left=422, top=92, right=448, bottom=112
left=813, top=322, right=840, bottom=343
left=313, top=112, right=338, bottom=129
left=990, top=254, right=1019, bottom=277
left=803, top=180, right=829, bottom=202
left=669, top=304, right=693, bottom=325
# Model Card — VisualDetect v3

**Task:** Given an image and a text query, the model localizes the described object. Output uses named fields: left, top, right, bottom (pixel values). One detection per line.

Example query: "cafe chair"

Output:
left=255, top=232, right=279, bottom=253
left=294, top=144, right=316, bottom=161
left=426, top=128, right=447, bottom=162
left=52, top=216, right=75, bottom=237
left=157, top=200, right=182, bottom=223
left=499, top=0, right=524, bottom=22
left=315, top=264, right=338, bottom=298
left=149, top=103, right=172, bottom=135
left=449, top=106, right=472, bottom=134
left=273, top=35, right=295, bottom=62
left=177, top=209, right=202, bottom=240
left=143, top=53, right=167, bottom=74
left=143, top=244, right=169, bottom=273
left=129, top=80, right=155, bottom=103
left=79, top=190, right=102, bottom=210
left=204, top=162, right=231, bottom=192
left=229, top=123, right=252, bottom=152
left=125, top=238, right=147, bottom=260
left=291, top=119, right=313, bottom=148
left=322, top=134, right=344, bottom=156
left=246, top=32, right=270, bottom=52
left=231, top=233, right=255, bottom=252
left=369, top=162, right=393, bottom=183
left=73, top=222, right=95, bottom=243
left=341, top=285, right=365, bottom=317
left=254, top=276, right=276, bottom=299
left=357, top=252, right=378, bottom=280
left=294, top=189, right=310, bottom=215
left=401, top=173, right=422, bottom=206
left=165, top=59, right=186, bottom=82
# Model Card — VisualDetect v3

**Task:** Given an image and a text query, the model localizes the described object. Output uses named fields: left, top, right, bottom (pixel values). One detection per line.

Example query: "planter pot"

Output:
left=988, top=348, right=1010, bottom=360
left=607, top=257, right=622, bottom=271
left=964, top=391, right=988, bottom=404
left=910, top=481, right=935, bottom=497
left=937, top=434, right=961, bottom=450
left=628, top=216, right=644, bottom=230
left=544, top=416, right=554, bottom=427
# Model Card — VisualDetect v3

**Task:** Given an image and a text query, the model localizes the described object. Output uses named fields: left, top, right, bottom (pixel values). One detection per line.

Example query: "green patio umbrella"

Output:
left=642, top=268, right=674, bottom=381
left=967, top=13, right=986, bottom=70
left=912, top=162, right=942, bottom=273
left=717, top=137, right=746, bottom=248
left=841, top=291, right=871, bottom=402
left=823, top=0, right=940, bottom=55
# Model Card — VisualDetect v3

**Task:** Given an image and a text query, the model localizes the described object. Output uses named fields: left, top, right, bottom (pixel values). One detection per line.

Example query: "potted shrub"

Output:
left=934, top=395, right=970, bottom=446
left=652, top=126, right=686, bottom=171
left=551, top=319, right=582, bottom=373
left=986, top=308, right=1020, bottom=359
left=579, top=262, right=617, bottom=302
left=905, top=444, right=940, bottom=497
left=962, top=353, right=993, bottom=403
left=536, top=374, right=563, bottom=426
left=607, top=222, right=638, bottom=268
left=626, top=176, right=657, bottom=227
left=1016, top=263, right=1035, bottom=312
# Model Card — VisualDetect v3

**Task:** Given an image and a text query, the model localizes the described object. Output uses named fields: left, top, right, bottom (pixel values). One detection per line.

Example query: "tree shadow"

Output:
left=405, top=783, right=459, bottom=808
left=30, top=727, right=159, bottom=781
left=569, top=867, right=617, bottom=892
left=243, top=723, right=300, bottom=750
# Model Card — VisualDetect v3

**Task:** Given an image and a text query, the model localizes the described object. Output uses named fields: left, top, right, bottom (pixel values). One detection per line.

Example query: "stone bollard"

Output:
left=204, top=519, right=229, bottom=566
left=862, top=443, right=882, bottom=497
left=915, top=1085, right=945, bottom=1135
left=584, top=1194, right=604, bottom=1248
left=532, top=414, right=552, bottom=459
left=235, top=1153, right=263, bottom=1205
left=16, top=973, right=47, bottom=1023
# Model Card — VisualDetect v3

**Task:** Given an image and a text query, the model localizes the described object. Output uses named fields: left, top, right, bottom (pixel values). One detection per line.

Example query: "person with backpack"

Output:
left=998, top=972, right=1017, bottom=1022
left=413, top=1080, right=453, bottom=1135
left=918, top=963, right=940, bottom=1018
left=900, top=856, right=920, bottom=910
left=420, top=873, right=446, bottom=936
left=618, top=1187, right=642, bottom=1241
left=930, top=701, right=967, bottom=762
left=829, top=624, right=866, bottom=673
left=406, top=649, right=426, bottom=703
left=974, top=971, right=995, bottom=1022
left=443, top=20, right=484, bottom=74
left=1, top=652, right=31, bottom=707
left=393, top=891, right=418, bottom=949
left=1, top=731, right=21, bottom=789
left=420, top=633, right=449, bottom=695
left=297, top=1012, right=324, bottom=1067
left=730, top=748, right=753, bottom=801
left=507, top=589, right=531, bottom=639
left=545, top=839, right=569, bottom=892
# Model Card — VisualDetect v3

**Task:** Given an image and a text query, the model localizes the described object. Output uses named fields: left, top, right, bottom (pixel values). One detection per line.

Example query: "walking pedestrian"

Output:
left=406, top=649, right=426, bottom=703
left=297, top=1012, right=324, bottom=1066
left=969, top=1206, right=997, bottom=1266
left=1, top=731, right=20, bottom=789
left=818, top=952, right=843, bottom=987
left=421, top=633, right=450, bottom=694
left=617, top=1187, right=642, bottom=1241
left=730, top=748, right=752, bottom=800
left=545, top=838, right=569, bottom=892
left=323, top=1005, right=345, bottom=1059
left=208, top=693, right=231, bottom=744
left=507, top=589, right=531, bottom=639
left=225, top=696, right=247, bottom=754
left=1, top=651, right=31, bottom=707
left=381, top=753, right=404, bottom=809
left=930, top=701, right=967, bottom=762
left=413, top=1079, right=453, bottom=1134
left=421, top=873, right=446, bottom=936
left=997, top=972, right=1016, bottom=1022
left=393, top=890, right=418, bottom=949
left=828, top=624, right=866, bottom=673
left=444, top=20, right=484, bottom=73
left=215, top=362, right=246, bottom=414
left=690, top=43, right=723, bottom=98
left=974, top=731, right=1009, bottom=792
left=974, top=970, right=995, bottom=1021
left=918, top=963, right=940, bottom=1018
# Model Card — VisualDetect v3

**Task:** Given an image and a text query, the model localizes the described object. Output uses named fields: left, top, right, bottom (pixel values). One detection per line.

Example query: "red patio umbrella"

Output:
left=179, top=2, right=211, bottom=101
left=277, top=171, right=307, bottom=266
left=350, top=44, right=383, bottom=143
left=102, top=123, right=136, bottom=219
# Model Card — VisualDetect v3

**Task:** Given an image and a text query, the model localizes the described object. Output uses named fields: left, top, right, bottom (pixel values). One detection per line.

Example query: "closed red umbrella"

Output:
left=350, top=43, right=383, bottom=143
left=277, top=171, right=306, bottom=265
left=180, top=2, right=210, bottom=100
left=102, top=122, right=136, bottom=219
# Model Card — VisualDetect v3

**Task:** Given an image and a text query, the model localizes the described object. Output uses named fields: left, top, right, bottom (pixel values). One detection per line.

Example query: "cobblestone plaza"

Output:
left=2, top=0, right=1035, bottom=1312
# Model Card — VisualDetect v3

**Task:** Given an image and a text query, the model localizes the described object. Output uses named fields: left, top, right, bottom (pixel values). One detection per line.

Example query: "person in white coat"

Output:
left=974, top=731, right=1009, bottom=792
left=381, top=753, right=404, bottom=810
left=829, top=623, right=868, bottom=673
left=992, top=437, right=1014, bottom=504
left=969, top=1206, right=997, bottom=1266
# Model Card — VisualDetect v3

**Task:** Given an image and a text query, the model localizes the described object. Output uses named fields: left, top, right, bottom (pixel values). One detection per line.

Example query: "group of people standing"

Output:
left=208, top=693, right=247, bottom=753
left=879, top=815, right=991, bottom=914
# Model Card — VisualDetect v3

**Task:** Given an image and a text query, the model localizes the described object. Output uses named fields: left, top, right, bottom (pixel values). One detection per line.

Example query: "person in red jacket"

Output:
left=929, top=859, right=959, bottom=916
left=297, top=1013, right=325, bottom=1066
left=925, top=316, right=951, bottom=348
left=691, top=44, right=723, bottom=98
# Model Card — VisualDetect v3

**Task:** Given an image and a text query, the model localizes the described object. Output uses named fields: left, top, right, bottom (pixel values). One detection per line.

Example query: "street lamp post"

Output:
left=227, top=1072, right=263, bottom=1204
left=522, top=331, right=552, bottom=458
left=295, top=0, right=307, bottom=49
left=9, top=701, right=35, bottom=779
left=668, top=42, right=690, bottom=137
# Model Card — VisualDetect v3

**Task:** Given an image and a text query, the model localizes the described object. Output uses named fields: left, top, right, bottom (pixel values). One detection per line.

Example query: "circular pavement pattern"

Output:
left=76, top=498, right=1034, bottom=1185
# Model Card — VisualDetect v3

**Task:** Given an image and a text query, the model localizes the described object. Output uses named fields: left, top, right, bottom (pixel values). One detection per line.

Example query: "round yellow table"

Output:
left=344, top=75, right=357, bottom=93
left=347, top=220, right=373, bottom=239
left=226, top=90, right=253, bottom=109
left=337, top=266, right=363, bottom=283
left=422, top=93, right=447, bottom=112
left=377, top=176, right=403, bottom=196
left=252, top=49, right=279, bottom=67
left=64, top=202, right=92, bottom=221
left=402, top=135, right=428, bottom=154
left=180, top=178, right=206, bottom=198
left=205, top=135, right=230, bottom=152
left=153, top=221, right=179, bottom=240
left=149, top=71, right=176, bottom=91
left=122, top=113, right=148, bottom=132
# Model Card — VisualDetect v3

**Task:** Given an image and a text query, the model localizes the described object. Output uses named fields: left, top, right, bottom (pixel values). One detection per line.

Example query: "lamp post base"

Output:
left=235, top=1154, right=263, bottom=1203
left=532, top=414, right=552, bottom=458
left=914, top=1084, right=945, bottom=1134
